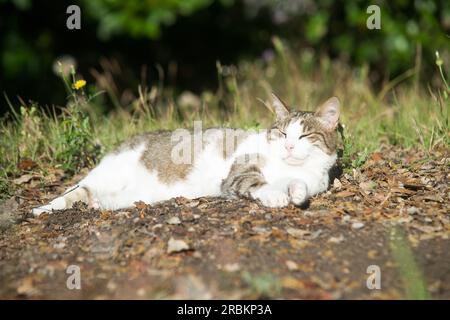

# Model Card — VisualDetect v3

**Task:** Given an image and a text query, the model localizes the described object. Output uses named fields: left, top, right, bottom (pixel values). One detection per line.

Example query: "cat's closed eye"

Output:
left=298, top=132, right=314, bottom=140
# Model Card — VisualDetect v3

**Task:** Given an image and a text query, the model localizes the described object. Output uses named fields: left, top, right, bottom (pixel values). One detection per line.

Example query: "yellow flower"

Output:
left=73, top=79, right=86, bottom=90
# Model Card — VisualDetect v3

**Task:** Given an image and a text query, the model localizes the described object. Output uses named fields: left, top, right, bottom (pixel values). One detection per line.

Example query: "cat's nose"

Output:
left=285, top=143, right=294, bottom=152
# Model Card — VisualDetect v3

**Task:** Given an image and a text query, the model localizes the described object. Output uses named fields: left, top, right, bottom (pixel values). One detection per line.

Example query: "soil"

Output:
left=0, top=146, right=448, bottom=299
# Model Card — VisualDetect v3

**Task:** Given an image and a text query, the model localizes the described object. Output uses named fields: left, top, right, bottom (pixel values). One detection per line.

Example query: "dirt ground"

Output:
left=0, top=146, right=449, bottom=299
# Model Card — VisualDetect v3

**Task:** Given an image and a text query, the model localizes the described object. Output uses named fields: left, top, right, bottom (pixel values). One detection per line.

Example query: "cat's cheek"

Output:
left=293, top=141, right=313, bottom=158
left=269, top=142, right=285, bottom=157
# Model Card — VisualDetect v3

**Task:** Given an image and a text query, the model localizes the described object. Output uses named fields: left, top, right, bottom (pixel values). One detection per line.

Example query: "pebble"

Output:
left=223, top=263, right=240, bottom=272
left=167, top=217, right=181, bottom=225
left=342, top=215, right=351, bottom=222
left=285, top=260, right=298, bottom=271
left=351, top=222, right=365, bottom=230
left=328, top=235, right=345, bottom=244
left=407, top=207, right=421, bottom=215
left=286, top=227, right=310, bottom=238
left=167, top=238, right=190, bottom=254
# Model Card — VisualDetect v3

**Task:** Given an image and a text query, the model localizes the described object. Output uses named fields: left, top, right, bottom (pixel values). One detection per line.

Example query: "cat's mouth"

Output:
left=283, top=155, right=307, bottom=165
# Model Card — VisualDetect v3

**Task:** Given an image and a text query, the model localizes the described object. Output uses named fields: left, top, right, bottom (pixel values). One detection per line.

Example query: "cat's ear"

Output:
left=271, top=93, right=290, bottom=120
left=315, top=97, right=340, bottom=130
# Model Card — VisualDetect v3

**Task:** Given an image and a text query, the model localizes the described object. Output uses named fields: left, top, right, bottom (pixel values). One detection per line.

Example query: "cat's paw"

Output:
left=89, top=197, right=101, bottom=210
left=32, top=206, right=51, bottom=217
left=31, top=197, right=66, bottom=217
left=252, top=186, right=289, bottom=208
left=288, top=181, right=308, bottom=206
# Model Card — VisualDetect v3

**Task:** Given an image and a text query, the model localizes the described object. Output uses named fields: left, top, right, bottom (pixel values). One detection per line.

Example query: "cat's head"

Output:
left=267, top=93, right=340, bottom=166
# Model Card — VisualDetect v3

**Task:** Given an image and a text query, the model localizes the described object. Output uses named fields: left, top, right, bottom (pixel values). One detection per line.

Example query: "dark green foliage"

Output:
left=82, top=0, right=216, bottom=39
left=0, top=0, right=448, bottom=112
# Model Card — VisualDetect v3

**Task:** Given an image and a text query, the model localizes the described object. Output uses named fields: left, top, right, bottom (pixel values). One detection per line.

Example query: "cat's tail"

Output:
left=32, top=185, right=92, bottom=216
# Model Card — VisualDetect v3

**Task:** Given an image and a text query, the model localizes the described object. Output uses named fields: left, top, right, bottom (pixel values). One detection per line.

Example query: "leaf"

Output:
left=370, top=152, right=383, bottom=162
left=17, top=276, right=39, bottom=296
left=17, top=159, right=37, bottom=171
left=333, top=178, right=342, bottom=189
left=359, top=180, right=377, bottom=193
left=134, top=201, right=148, bottom=210
left=335, top=190, right=355, bottom=198
left=390, top=187, right=415, bottom=195
left=13, top=174, right=34, bottom=185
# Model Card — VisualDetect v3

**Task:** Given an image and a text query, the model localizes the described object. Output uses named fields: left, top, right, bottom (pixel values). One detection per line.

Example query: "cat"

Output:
left=32, top=93, right=340, bottom=216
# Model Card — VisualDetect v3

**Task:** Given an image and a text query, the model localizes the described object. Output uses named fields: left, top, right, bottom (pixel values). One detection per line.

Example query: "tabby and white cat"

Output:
left=32, top=94, right=340, bottom=216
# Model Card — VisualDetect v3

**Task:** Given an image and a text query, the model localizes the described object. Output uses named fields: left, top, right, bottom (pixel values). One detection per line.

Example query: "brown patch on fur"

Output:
left=115, top=128, right=249, bottom=185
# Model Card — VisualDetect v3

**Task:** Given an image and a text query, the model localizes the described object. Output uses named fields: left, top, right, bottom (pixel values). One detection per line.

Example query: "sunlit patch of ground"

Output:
left=0, top=146, right=448, bottom=299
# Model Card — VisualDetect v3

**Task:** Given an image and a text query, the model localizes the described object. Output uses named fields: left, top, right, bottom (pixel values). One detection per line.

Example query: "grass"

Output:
left=389, top=226, right=430, bottom=299
left=0, top=38, right=449, bottom=200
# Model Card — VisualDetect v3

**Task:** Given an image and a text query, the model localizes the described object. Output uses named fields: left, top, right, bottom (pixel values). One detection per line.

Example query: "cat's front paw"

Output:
left=288, top=181, right=308, bottom=206
left=252, top=186, right=289, bottom=208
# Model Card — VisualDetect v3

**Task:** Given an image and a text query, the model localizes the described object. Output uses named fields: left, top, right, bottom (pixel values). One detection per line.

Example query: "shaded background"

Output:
left=0, top=0, right=448, bottom=114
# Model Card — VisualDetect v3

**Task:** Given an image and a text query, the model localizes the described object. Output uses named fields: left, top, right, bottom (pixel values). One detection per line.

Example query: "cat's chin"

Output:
left=283, top=156, right=307, bottom=166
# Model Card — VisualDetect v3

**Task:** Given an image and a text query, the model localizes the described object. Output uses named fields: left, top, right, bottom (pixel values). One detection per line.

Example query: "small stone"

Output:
left=252, top=226, right=269, bottom=234
left=181, top=211, right=195, bottom=221
left=367, top=250, right=378, bottom=259
left=53, top=242, right=66, bottom=249
left=310, top=229, right=322, bottom=239
left=328, top=235, right=345, bottom=244
left=285, top=260, right=298, bottom=271
left=167, top=238, right=190, bottom=254
left=106, top=281, right=117, bottom=291
left=137, top=288, right=146, bottom=297
left=167, top=217, right=181, bottom=225
left=286, top=227, right=310, bottom=238
left=342, top=215, right=351, bottom=222
left=152, top=223, right=163, bottom=230
left=223, top=263, right=240, bottom=272
left=351, top=222, right=365, bottom=230
left=407, top=207, right=420, bottom=215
